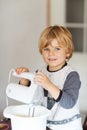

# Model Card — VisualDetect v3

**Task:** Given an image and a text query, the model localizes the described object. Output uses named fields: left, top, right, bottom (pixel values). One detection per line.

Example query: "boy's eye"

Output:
left=43, top=48, right=49, bottom=51
left=55, top=47, right=60, bottom=51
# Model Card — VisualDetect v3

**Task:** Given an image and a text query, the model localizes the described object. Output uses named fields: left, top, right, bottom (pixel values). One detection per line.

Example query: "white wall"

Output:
left=0, top=0, right=46, bottom=115
left=50, top=0, right=66, bottom=26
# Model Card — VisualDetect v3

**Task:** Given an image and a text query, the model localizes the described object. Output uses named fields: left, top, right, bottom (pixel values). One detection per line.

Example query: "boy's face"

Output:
left=41, top=39, right=69, bottom=71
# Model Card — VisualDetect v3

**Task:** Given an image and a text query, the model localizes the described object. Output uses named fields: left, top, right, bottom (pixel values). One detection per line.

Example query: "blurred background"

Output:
left=0, top=0, right=87, bottom=123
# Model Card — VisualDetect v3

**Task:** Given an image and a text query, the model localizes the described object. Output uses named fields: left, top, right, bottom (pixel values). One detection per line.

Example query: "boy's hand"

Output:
left=34, top=71, right=52, bottom=91
left=34, top=71, right=60, bottom=100
left=15, top=67, right=30, bottom=86
left=15, top=67, right=29, bottom=74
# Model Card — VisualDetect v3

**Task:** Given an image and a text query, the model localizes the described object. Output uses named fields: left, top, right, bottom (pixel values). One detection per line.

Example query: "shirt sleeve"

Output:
left=59, top=71, right=81, bottom=109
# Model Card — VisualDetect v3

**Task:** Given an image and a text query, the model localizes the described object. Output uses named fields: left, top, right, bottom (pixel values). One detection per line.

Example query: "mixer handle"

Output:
left=8, top=69, right=35, bottom=83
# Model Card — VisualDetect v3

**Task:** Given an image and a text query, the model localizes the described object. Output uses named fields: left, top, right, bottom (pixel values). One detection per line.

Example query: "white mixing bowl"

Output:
left=3, top=104, right=51, bottom=130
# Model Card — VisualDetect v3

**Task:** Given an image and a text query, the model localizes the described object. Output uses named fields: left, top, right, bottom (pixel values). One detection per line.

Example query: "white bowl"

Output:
left=3, top=105, right=51, bottom=130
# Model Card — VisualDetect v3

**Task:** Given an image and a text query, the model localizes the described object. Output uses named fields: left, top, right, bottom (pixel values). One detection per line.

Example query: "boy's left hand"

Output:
left=34, top=71, right=52, bottom=91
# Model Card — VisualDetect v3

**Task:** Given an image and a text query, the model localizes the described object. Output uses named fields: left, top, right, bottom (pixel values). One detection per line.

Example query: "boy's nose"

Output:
left=49, top=50, right=54, bottom=55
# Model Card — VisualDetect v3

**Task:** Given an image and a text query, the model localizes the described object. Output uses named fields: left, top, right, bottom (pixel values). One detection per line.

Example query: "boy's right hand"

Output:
left=15, top=67, right=30, bottom=86
left=15, top=67, right=29, bottom=74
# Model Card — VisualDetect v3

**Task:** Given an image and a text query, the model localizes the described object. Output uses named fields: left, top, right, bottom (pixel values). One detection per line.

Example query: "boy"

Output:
left=16, top=25, right=82, bottom=130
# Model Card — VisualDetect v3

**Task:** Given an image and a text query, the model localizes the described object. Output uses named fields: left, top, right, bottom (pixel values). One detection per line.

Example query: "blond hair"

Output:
left=38, top=25, right=74, bottom=59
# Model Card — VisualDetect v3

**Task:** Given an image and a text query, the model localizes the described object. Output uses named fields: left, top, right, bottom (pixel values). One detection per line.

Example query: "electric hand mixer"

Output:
left=3, top=69, right=51, bottom=130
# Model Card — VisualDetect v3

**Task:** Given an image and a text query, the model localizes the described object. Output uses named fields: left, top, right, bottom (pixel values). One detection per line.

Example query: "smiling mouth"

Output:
left=48, top=58, right=57, bottom=61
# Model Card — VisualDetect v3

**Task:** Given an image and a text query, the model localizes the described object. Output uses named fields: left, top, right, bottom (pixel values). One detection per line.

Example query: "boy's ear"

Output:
left=66, top=53, right=70, bottom=59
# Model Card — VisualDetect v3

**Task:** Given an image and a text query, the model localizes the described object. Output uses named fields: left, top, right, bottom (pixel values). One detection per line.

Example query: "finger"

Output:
left=36, top=71, right=46, bottom=78
left=15, top=67, right=29, bottom=74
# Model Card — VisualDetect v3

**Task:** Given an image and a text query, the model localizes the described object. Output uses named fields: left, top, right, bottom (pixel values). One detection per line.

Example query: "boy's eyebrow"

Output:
left=50, top=44, right=60, bottom=48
